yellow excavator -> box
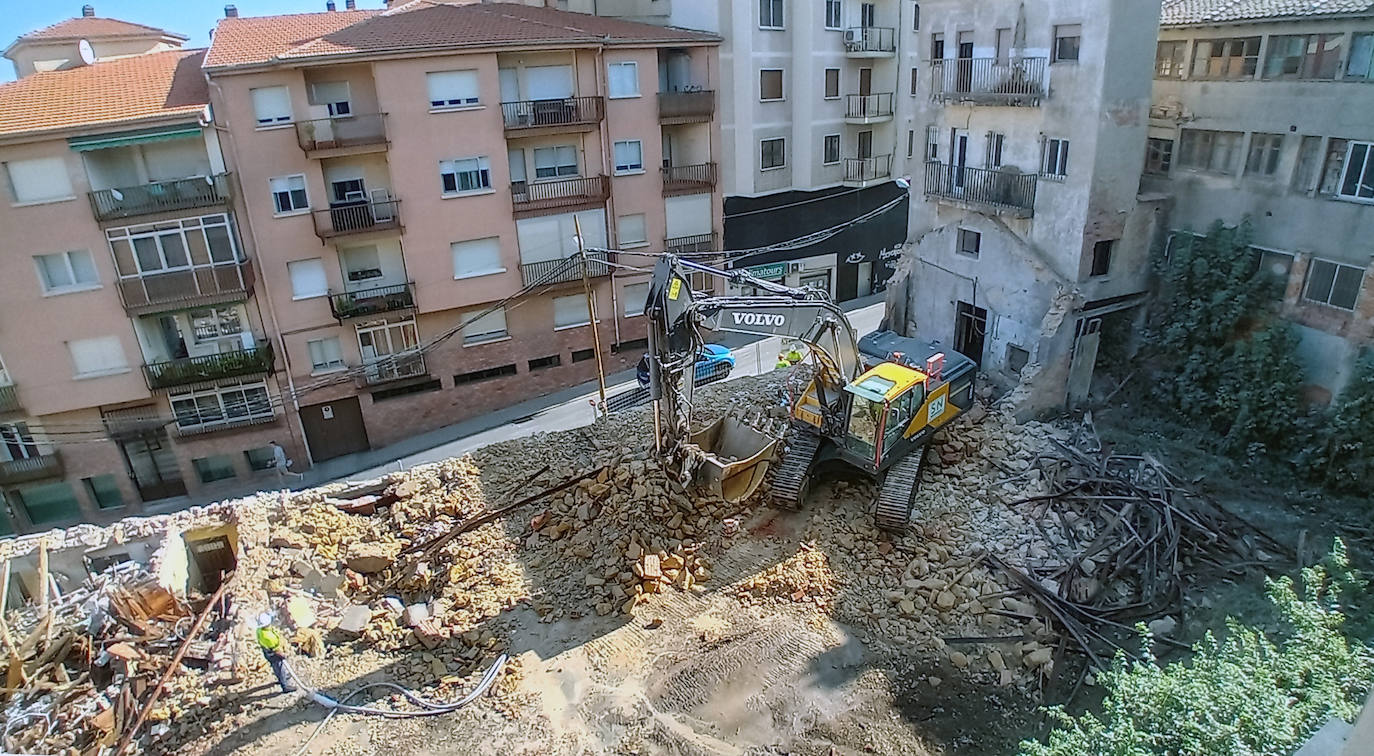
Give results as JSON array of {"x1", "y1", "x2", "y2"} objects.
[{"x1": 642, "y1": 255, "x2": 977, "y2": 532}]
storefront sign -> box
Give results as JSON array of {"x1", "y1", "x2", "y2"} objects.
[{"x1": 744, "y1": 262, "x2": 787, "y2": 280}]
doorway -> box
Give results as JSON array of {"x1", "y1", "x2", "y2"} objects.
[
  {"x1": 187, "y1": 535, "x2": 236, "y2": 593},
  {"x1": 118, "y1": 430, "x2": 187, "y2": 503},
  {"x1": 860, "y1": 2, "x2": 876, "y2": 27},
  {"x1": 957, "y1": 31, "x2": 974, "y2": 92},
  {"x1": 954, "y1": 301, "x2": 987, "y2": 365},
  {"x1": 951, "y1": 129, "x2": 970, "y2": 188},
  {"x1": 1067, "y1": 317, "x2": 1103, "y2": 407},
  {"x1": 859, "y1": 68, "x2": 873, "y2": 96},
  {"x1": 299, "y1": 396, "x2": 370, "y2": 462},
  {"x1": 858, "y1": 130, "x2": 874, "y2": 160}
]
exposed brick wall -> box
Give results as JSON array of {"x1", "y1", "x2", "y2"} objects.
[{"x1": 1279, "y1": 254, "x2": 1374, "y2": 344}]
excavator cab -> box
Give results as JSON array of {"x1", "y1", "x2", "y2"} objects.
[{"x1": 841, "y1": 363, "x2": 929, "y2": 472}]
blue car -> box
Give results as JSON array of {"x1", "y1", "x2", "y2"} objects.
[{"x1": 637, "y1": 344, "x2": 736, "y2": 388}]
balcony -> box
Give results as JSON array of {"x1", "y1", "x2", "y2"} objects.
[
  {"x1": 844, "y1": 27, "x2": 896, "y2": 57},
  {"x1": 843, "y1": 154, "x2": 893, "y2": 187},
  {"x1": 662, "y1": 163, "x2": 718, "y2": 196},
  {"x1": 520, "y1": 251, "x2": 611, "y2": 287},
  {"x1": 844, "y1": 93, "x2": 893, "y2": 124},
  {"x1": 931, "y1": 58, "x2": 1048, "y2": 107},
  {"x1": 924, "y1": 162, "x2": 1037, "y2": 218},
  {"x1": 658, "y1": 90, "x2": 715, "y2": 124},
  {"x1": 359, "y1": 350, "x2": 427, "y2": 387},
  {"x1": 665, "y1": 232, "x2": 717, "y2": 255},
  {"x1": 117, "y1": 259, "x2": 254, "y2": 316},
  {"x1": 295, "y1": 113, "x2": 389, "y2": 157},
  {"x1": 511, "y1": 175, "x2": 610, "y2": 217},
  {"x1": 329, "y1": 282, "x2": 416, "y2": 321},
  {"x1": 0, "y1": 452, "x2": 63, "y2": 486},
  {"x1": 88, "y1": 173, "x2": 232, "y2": 223},
  {"x1": 0, "y1": 384, "x2": 18, "y2": 415},
  {"x1": 312, "y1": 199, "x2": 402, "y2": 239},
  {"x1": 501, "y1": 96, "x2": 604, "y2": 134},
  {"x1": 142, "y1": 343, "x2": 274, "y2": 391}
]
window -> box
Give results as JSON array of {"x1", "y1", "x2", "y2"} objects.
[
  {"x1": 912, "y1": 3, "x2": 919, "y2": 30},
  {"x1": 67, "y1": 335, "x2": 127, "y2": 378},
  {"x1": 910, "y1": 66, "x2": 919, "y2": 95},
  {"x1": 926, "y1": 125, "x2": 939, "y2": 161},
  {"x1": 1006, "y1": 345, "x2": 1029, "y2": 374},
  {"x1": 1319, "y1": 139, "x2": 1350, "y2": 195},
  {"x1": 907, "y1": 130, "x2": 916, "y2": 159},
  {"x1": 244, "y1": 446, "x2": 276, "y2": 472},
  {"x1": 1245, "y1": 133, "x2": 1283, "y2": 178},
  {"x1": 307, "y1": 337, "x2": 344, "y2": 372},
  {"x1": 454, "y1": 363, "x2": 517, "y2": 385},
  {"x1": 572, "y1": 348, "x2": 596, "y2": 363},
  {"x1": 307, "y1": 81, "x2": 351, "y2": 117},
  {"x1": 453, "y1": 237, "x2": 505, "y2": 278},
  {"x1": 83, "y1": 475, "x2": 124, "y2": 510},
  {"x1": 1303, "y1": 259, "x2": 1364, "y2": 310},
  {"x1": 823, "y1": 134, "x2": 841, "y2": 165},
  {"x1": 250, "y1": 86, "x2": 292, "y2": 126},
  {"x1": 1053, "y1": 24, "x2": 1081, "y2": 63},
  {"x1": 956, "y1": 228, "x2": 980, "y2": 258},
  {"x1": 269, "y1": 174, "x2": 308, "y2": 214},
  {"x1": 1292, "y1": 135, "x2": 1323, "y2": 192},
  {"x1": 995, "y1": 28, "x2": 1011, "y2": 65},
  {"x1": 759, "y1": 0, "x2": 783, "y2": 29},
  {"x1": 288, "y1": 259, "x2": 328, "y2": 299},
  {"x1": 860, "y1": 3, "x2": 875, "y2": 28},
  {"x1": 105, "y1": 213, "x2": 239, "y2": 279},
  {"x1": 193, "y1": 455, "x2": 238, "y2": 484},
  {"x1": 761, "y1": 137, "x2": 786, "y2": 170},
  {"x1": 554, "y1": 294, "x2": 591, "y2": 329},
  {"x1": 760, "y1": 69, "x2": 784, "y2": 101},
  {"x1": 1155, "y1": 40, "x2": 1187, "y2": 79},
  {"x1": 1178, "y1": 129, "x2": 1242, "y2": 174},
  {"x1": 533, "y1": 146, "x2": 579, "y2": 178},
  {"x1": 35, "y1": 250, "x2": 98, "y2": 293},
  {"x1": 1145, "y1": 138, "x2": 1174, "y2": 174},
  {"x1": 1265, "y1": 34, "x2": 1342, "y2": 80},
  {"x1": 617, "y1": 214, "x2": 648, "y2": 247},
  {"x1": 1338, "y1": 141, "x2": 1374, "y2": 201},
  {"x1": 986, "y1": 132, "x2": 1005, "y2": 169},
  {"x1": 14, "y1": 482, "x2": 80, "y2": 526},
  {"x1": 623, "y1": 281, "x2": 650, "y2": 317},
  {"x1": 1090, "y1": 240, "x2": 1114, "y2": 277},
  {"x1": 1347, "y1": 33, "x2": 1374, "y2": 79},
  {"x1": 607, "y1": 61, "x2": 640, "y2": 98},
  {"x1": 440, "y1": 157, "x2": 492, "y2": 195},
  {"x1": 189, "y1": 306, "x2": 244, "y2": 345},
  {"x1": 529, "y1": 354, "x2": 561, "y2": 370},
  {"x1": 426, "y1": 70, "x2": 479, "y2": 108},
  {"x1": 825, "y1": 0, "x2": 842, "y2": 30},
  {"x1": 1191, "y1": 37, "x2": 1260, "y2": 79},
  {"x1": 5, "y1": 157, "x2": 73, "y2": 204},
  {"x1": 330, "y1": 177, "x2": 364, "y2": 204},
  {"x1": 463, "y1": 307, "x2": 508, "y2": 344},
  {"x1": 824, "y1": 68, "x2": 840, "y2": 99},
  {"x1": 170, "y1": 380, "x2": 273, "y2": 430},
  {"x1": 613, "y1": 140, "x2": 644, "y2": 174},
  {"x1": 931, "y1": 32, "x2": 944, "y2": 60},
  {"x1": 1041, "y1": 137, "x2": 1070, "y2": 177}
]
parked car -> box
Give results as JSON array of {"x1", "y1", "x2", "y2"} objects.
[{"x1": 637, "y1": 344, "x2": 735, "y2": 388}]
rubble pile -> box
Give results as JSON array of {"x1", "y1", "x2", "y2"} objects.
[{"x1": 733, "y1": 542, "x2": 837, "y2": 609}]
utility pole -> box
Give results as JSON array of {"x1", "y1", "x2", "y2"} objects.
[{"x1": 573, "y1": 215, "x2": 608, "y2": 416}]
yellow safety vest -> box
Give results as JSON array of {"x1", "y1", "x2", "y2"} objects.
[{"x1": 256, "y1": 626, "x2": 282, "y2": 651}]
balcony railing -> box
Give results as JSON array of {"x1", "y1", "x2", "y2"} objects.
[
  {"x1": 142, "y1": 343, "x2": 275, "y2": 391},
  {"x1": 0, "y1": 452, "x2": 63, "y2": 486},
  {"x1": 519, "y1": 251, "x2": 611, "y2": 287},
  {"x1": 117, "y1": 259, "x2": 254, "y2": 316},
  {"x1": 501, "y1": 96, "x2": 604, "y2": 131},
  {"x1": 924, "y1": 162, "x2": 1037, "y2": 217},
  {"x1": 843, "y1": 154, "x2": 893, "y2": 184},
  {"x1": 312, "y1": 199, "x2": 402, "y2": 239},
  {"x1": 360, "y1": 350, "x2": 427, "y2": 387},
  {"x1": 931, "y1": 57, "x2": 1049, "y2": 106},
  {"x1": 329, "y1": 282, "x2": 416, "y2": 320},
  {"x1": 658, "y1": 90, "x2": 715, "y2": 122},
  {"x1": 88, "y1": 173, "x2": 232, "y2": 223},
  {"x1": 0, "y1": 384, "x2": 18, "y2": 414},
  {"x1": 665, "y1": 232, "x2": 717, "y2": 255},
  {"x1": 844, "y1": 27, "x2": 896, "y2": 55},
  {"x1": 662, "y1": 163, "x2": 718, "y2": 196},
  {"x1": 511, "y1": 175, "x2": 610, "y2": 215},
  {"x1": 844, "y1": 93, "x2": 894, "y2": 120},
  {"x1": 295, "y1": 113, "x2": 388, "y2": 154}
]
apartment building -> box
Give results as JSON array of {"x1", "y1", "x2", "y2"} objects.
[
  {"x1": 1145, "y1": 0, "x2": 1374, "y2": 401},
  {"x1": 0, "y1": 16, "x2": 296, "y2": 536},
  {"x1": 892, "y1": 0, "x2": 1165, "y2": 413},
  {"x1": 201, "y1": 2, "x2": 721, "y2": 460}
]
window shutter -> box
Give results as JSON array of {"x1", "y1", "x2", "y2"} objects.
[
  {"x1": 452, "y1": 237, "x2": 504, "y2": 277},
  {"x1": 554, "y1": 294, "x2": 589, "y2": 328},
  {"x1": 68, "y1": 336, "x2": 127, "y2": 376},
  {"x1": 464, "y1": 307, "x2": 508, "y2": 341},
  {"x1": 288, "y1": 259, "x2": 328, "y2": 298},
  {"x1": 6, "y1": 157, "x2": 73, "y2": 203},
  {"x1": 623, "y1": 282, "x2": 650, "y2": 316},
  {"x1": 608, "y1": 62, "x2": 638, "y2": 97},
  {"x1": 250, "y1": 86, "x2": 292, "y2": 124},
  {"x1": 664, "y1": 194, "x2": 712, "y2": 239},
  {"x1": 617, "y1": 214, "x2": 647, "y2": 245},
  {"x1": 426, "y1": 70, "x2": 479, "y2": 106}
]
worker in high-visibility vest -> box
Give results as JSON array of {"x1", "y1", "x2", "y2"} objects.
[
  {"x1": 785, "y1": 342, "x2": 804, "y2": 365},
  {"x1": 254, "y1": 612, "x2": 295, "y2": 694},
  {"x1": 775, "y1": 352, "x2": 791, "y2": 370}
]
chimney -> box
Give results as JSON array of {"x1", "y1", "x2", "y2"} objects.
[
  {"x1": 224, "y1": 4, "x2": 238, "y2": 17},
  {"x1": 345, "y1": 0, "x2": 356, "y2": 8},
  {"x1": 82, "y1": 4, "x2": 95, "y2": 16},
  {"x1": 326, "y1": 0, "x2": 336, "y2": 9}
]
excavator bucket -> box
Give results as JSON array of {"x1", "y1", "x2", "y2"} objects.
[{"x1": 687, "y1": 416, "x2": 780, "y2": 503}]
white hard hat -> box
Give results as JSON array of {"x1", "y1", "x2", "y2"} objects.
[{"x1": 255, "y1": 612, "x2": 273, "y2": 628}]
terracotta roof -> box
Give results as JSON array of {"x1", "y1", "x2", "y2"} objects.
[
  {"x1": 18, "y1": 15, "x2": 186, "y2": 42},
  {"x1": 0, "y1": 48, "x2": 207, "y2": 138},
  {"x1": 1161, "y1": 0, "x2": 1374, "y2": 25},
  {"x1": 205, "y1": 2, "x2": 718, "y2": 70}
]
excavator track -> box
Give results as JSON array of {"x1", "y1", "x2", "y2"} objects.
[
  {"x1": 875, "y1": 443, "x2": 929, "y2": 533},
  {"x1": 770, "y1": 427, "x2": 822, "y2": 510}
]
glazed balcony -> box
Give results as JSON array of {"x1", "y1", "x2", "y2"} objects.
[
  {"x1": 930, "y1": 57, "x2": 1048, "y2": 107},
  {"x1": 295, "y1": 113, "x2": 389, "y2": 157},
  {"x1": 844, "y1": 93, "x2": 894, "y2": 124},
  {"x1": 501, "y1": 96, "x2": 604, "y2": 134},
  {"x1": 117, "y1": 259, "x2": 254, "y2": 316},
  {"x1": 0, "y1": 451, "x2": 63, "y2": 486},
  {"x1": 658, "y1": 90, "x2": 715, "y2": 124},
  {"x1": 143, "y1": 342, "x2": 275, "y2": 391},
  {"x1": 843, "y1": 154, "x2": 892, "y2": 187},
  {"x1": 88, "y1": 173, "x2": 232, "y2": 223},
  {"x1": 665, "y1": 232, "x2": 717, "y2": 255},
  {"x1": 511, "y1": 175, "x2": 610, "y2": 217},
  {"x1": 329, "y1": 282, "x2": 416, "y2": 321},
  {"x1": 924, "y1": 162, "x2": 1037, "y2": 218},
  {"x1": 519, "y1": 251, "x2": 610, "y2": 287},
  {"x1": 844, "y1": 27, "x2": 896, "y2": 57},
  {"x1": 312, "y1": 199, "x2": 402, "y2": 239},
  {"x1": 662, "y1": 163, "x2": 718, "y2": 197},
  {"x1": 359, "y1": 350, "x2": 427, "y2": 387}
]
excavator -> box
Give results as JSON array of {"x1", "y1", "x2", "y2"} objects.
[{"x1": 642, "y1": 254, "x2": 977, "y2": 532}]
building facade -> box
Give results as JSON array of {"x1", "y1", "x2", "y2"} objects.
[{"x1": 1146, "y1": 0, "x2": 1374, "y2": 401}]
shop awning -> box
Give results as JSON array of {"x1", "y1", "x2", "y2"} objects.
[{"x1": 67, "y1": 123, "x2": 202, "y2": 152}]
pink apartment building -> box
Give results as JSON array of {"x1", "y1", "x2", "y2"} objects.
[{"x1": 0, "y1": 2, "x2": 722, "y2": 536}]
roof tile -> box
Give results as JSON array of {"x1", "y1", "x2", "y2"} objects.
[
  {"x1": 1161, "y1": 0, "x2": 1374, "y2": 25},
  {"x1": 19, "y1": 15, "x2": 185, "y2": 41}
]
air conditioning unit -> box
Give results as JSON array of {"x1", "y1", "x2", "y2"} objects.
[
  {"x1": 844, "y1": 28, "x2": 860, "y2": 49},
  {"x1": 788, "y1": 262, "x2": 805, "y2": 273}
]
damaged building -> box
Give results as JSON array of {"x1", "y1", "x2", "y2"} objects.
[{"x1": 887, "y1": 0, "x2": 1166, "y2": 414}]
